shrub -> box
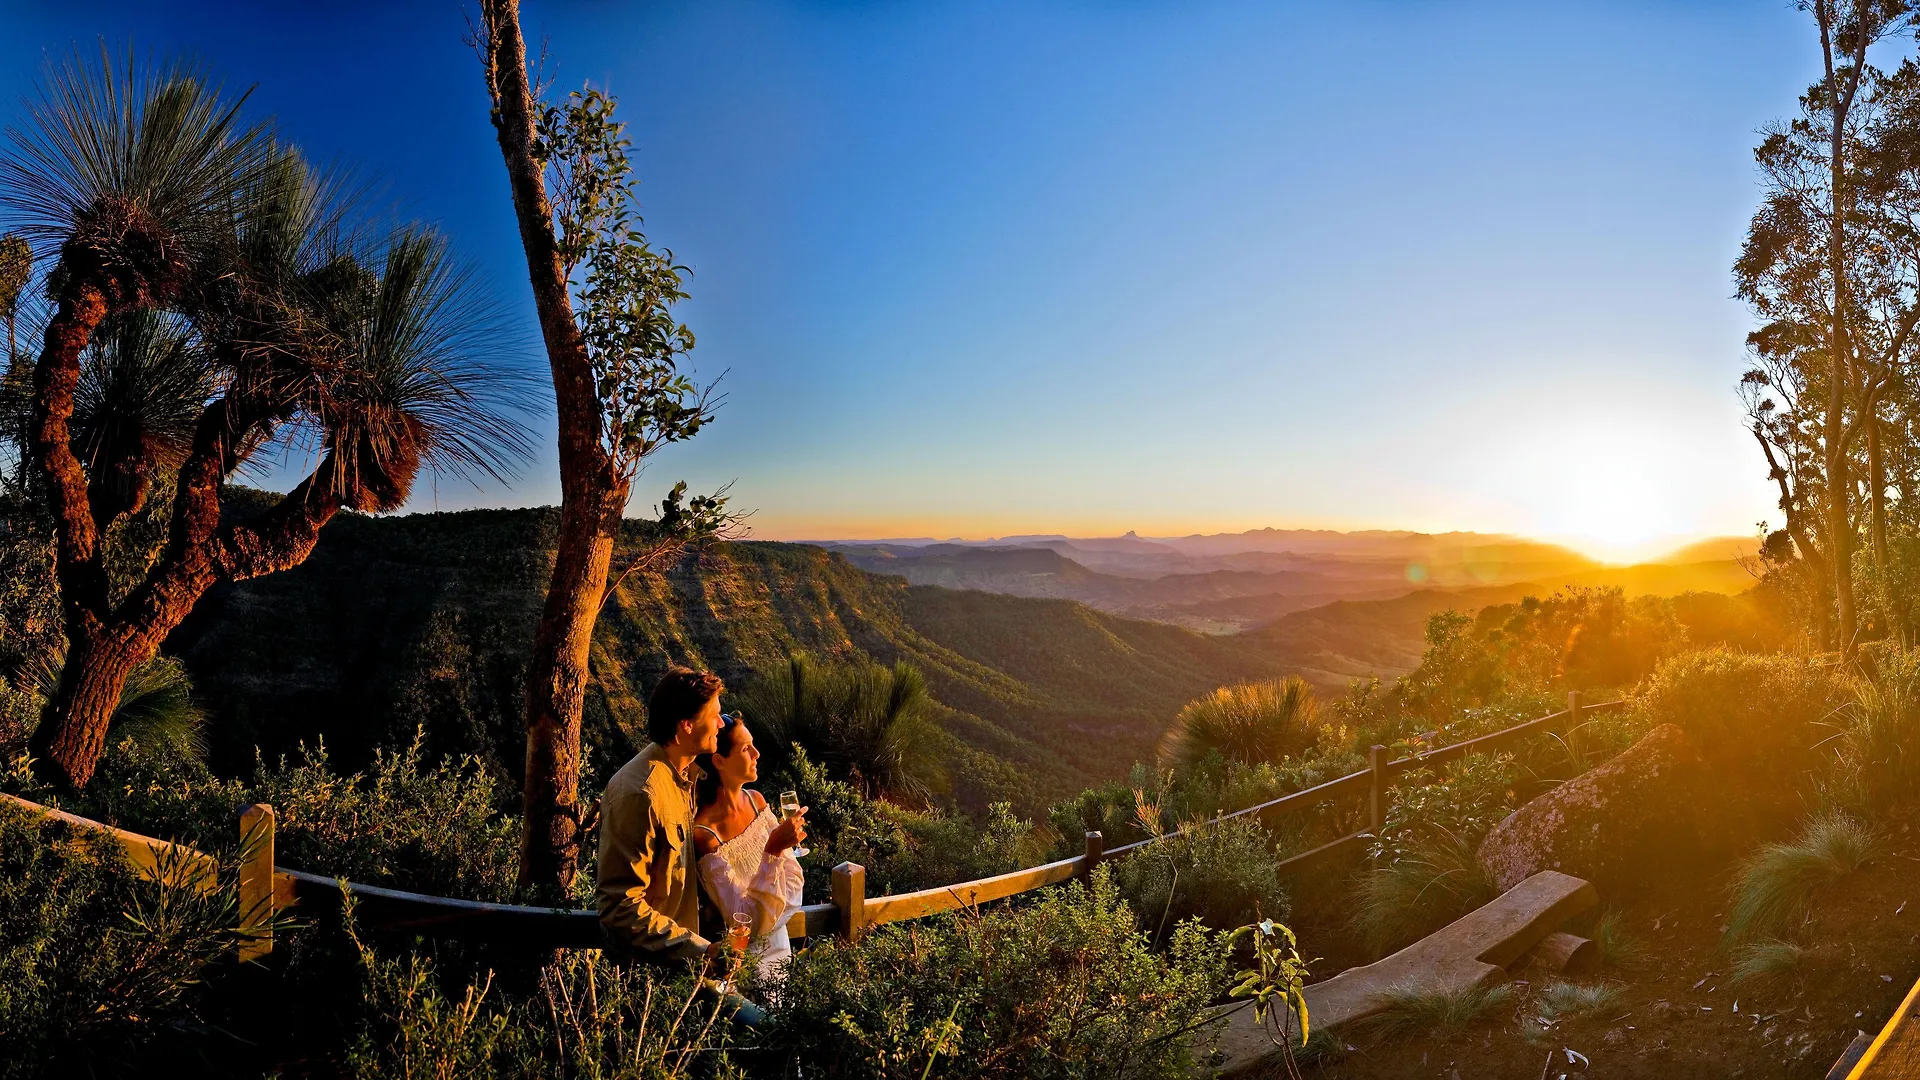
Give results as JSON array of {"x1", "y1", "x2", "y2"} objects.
[
  {"x1": 0, "y1": 801, "x2": 249, "y2": 1079},
  {"x1": 1111, "y1": 816, "x2": 1289, "y2": 944},
  {"x1": 1837, "y1": 649, "x2": 1920, "y2": 812},
  {"x1": 72, "y1": 727, "x2": 521, "y2": 903},
  {"x1": 1531, "y1": 981, "x2": 1622, "y2": 1024},
  {"x1": 1355, "y1": 754, "x2": 1514, "y2": 954},
  {"x1": 781, "y1": 748, "x2": 1040, "y2": 898},
  {"x1": 339, "y1": 902, "x2": 743, "y2": 1079},
  {"x1": 742, "y1": 653, "x2": 947, "y2": 802},
  {"x1": 1724, "y1": 810, "x2": 1880, "y2": 945},
  {"x1": 1159, "y1": 677, "x2": 1341, "y2": 770},
  {"x1": 763, "y1": 868, "x2": 1229, "y2": 1079},
  {"x1": 1634, "y1": 647, "x2": 1840, "y2": 786}
]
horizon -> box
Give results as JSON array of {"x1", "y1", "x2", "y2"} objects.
[{"x1": 2, "y1": 1, "x2": 1851, "y2": 564}]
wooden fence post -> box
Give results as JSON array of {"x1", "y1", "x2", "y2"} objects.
[
  {"x1": 1080, "y1": 831, "x2": 1104, "y2": 883},
  {"x1": 832, "y1": 862, "x2": 866, "y2": 942},
  {"x1": 238, "y1": 803, "x2": 275, "y2": 962},
  {"x1": 1368, "y1": 745, "x2": 1388, "y2": 834},
  {"x1": 1566, "y1": 690, "x2": 1584, "y2": 767}
]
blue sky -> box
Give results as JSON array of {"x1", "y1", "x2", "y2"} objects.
[{"x1": 1, "y1": 1, "x2": 1845, "y2": 558}]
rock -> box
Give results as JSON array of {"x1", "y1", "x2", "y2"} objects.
[{"x1": 1478, "y1": 724, "x2": 1710, "y2": 894}]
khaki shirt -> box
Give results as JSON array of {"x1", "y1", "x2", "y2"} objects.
[{"x1": 596, "y1": 743, "x2": 711, "y2": 964}]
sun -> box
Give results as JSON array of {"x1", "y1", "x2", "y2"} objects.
[{"x1": 1487, "y1": 431, "x2": 1706, "y2": 565}]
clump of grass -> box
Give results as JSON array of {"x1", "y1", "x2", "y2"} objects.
[
  {"x1": 1724, "y1": 810, "x2": 1881, "y2": 945},
  {"x1": 1160, "y1": 677, "x2": 1344, "y2": 770},
  {"x1": 1730, "y1": 939, "x2": 1808, "y2": 985},
  {"x1": 1588, "y1": 907, "x2": 1643, "y2": 970},
  {"x1": 1354, "y1": 826, "x2": 1499, "y2": 954},
  {"x1": 1532, "y1": 981, "x2": 1623, "y2": 1024},
  {"x1": 1358, "y1": 982, "x2": 1515, "y2": 1041}
]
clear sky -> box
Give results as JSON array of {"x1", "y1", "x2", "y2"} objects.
[{"x1": 0, "y1": 1, "x2": 1853, "y2": 561}]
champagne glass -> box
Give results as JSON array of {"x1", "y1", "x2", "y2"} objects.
[
  {"x1": 729, "y1": 910, "x2": 752, "y2": 956},
  {"x1": 779, "y1": 789, "x2": 809, "y2": 857}
]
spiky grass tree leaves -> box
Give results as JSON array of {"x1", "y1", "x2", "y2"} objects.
[{"x1": 2, "y1": 49, "x2": 534, "y2": 789}]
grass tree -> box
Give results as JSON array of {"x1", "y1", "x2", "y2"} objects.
[
  {"x1": 1, "y1": 50, "x2": 533, "y2": 789},
  {"x1": 742, "y1": 654, "x2": 948, "y2": 803},
  {"x1": 475, "y1": 2, "x2": 731, "y2": 894}
]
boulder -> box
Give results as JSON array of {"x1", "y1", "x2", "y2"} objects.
[{"x1": 1478, "y1": 723, "x2": 1709, "y2": 894}]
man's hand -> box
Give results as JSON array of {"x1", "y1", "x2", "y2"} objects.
[{"x1": 766, "y1": 807, "x2": 808, "y2": 855}]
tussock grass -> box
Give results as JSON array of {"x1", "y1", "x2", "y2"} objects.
[
  {"x1": 1589, "y1": 907, "x2": 1643, "y2": 970},
  {"x1": 1354, "y1": 826, "x2": 1498, "y2": 954},
  {"x1": 1358, "y1": 982, "x2": 1515, "y2": 1041},
  {"x1": 1725, "y1": 810, "x2": 1881, "y2": 945},
  {"x1": 1730, "y1": 939, "x2": 1808, "y2": 985},
  {"x1": 1532, "y1": 981, "x2": 1623, "y2": 1024},
  {"x1": 1159, "y1": 677, "x2": 1344, "y2": 770}
]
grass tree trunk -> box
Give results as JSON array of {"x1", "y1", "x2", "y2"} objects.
[
  {"x1": 480, "y1": 0, "x2": 630, "y2": 895},
  {"x1": 33, "y1": 624, "x2": 144, "y2": 785}
]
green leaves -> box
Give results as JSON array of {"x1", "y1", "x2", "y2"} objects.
[{"x1": 1226, "y1": 918, "x2": 1313, "y2": 1049}]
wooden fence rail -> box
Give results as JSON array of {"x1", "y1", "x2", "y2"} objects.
[{"x1": 0, "y1": 693, "x2": 1622, "y2": 953}]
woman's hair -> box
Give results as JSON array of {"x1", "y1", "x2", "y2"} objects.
[{"x1": 694, "y1": 713, "x2": 746, "y2": 811}]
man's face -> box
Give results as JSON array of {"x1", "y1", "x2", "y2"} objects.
[{"x1": 681, "y1": 694, "x2": 722, "y2": 755}]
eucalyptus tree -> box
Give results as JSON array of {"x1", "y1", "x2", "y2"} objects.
[
  {"x1": 1739, "y1": 2, "x2": 1920, "y2": 653},
  {"x1": 476, "y1": 2, "x2": 732, "y2": 893},
  {"x1": 1, "y1": 51, "x2": 533, "y2": 789}
]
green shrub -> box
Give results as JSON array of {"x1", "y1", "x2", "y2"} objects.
[
  {"x1": 1634, "y1": 647, "x2": 1840, "y2": 785},
  {"x1": 1724, "y1": 810, "x2": 1880, "y2": 945},
  {"x1": 763, "y1": 868, "x2": 1229, "y2": 1079},
  {"x1": 0, "y1": 801, "x2": 249, "y2": 1079},
  {"x1": 1531, "y1": 981, "x2": 1622, "y2": 1024},
  {"x1": 340, "y1": 903, "x2": 742, "y2": 1079},
  {"x1": 1355, "y1": 754, "x2": 1516, "y2": 954},
  {"x1": 1159, "y1": 677, "x2": 1343, "y2": 770},
  {"x1": 1730, "y1": 939, "x2": 1808, "y2": 985},
  {"x1": 74, "y1": 727, "x2": 520, "y2": 903},
  {"x1": 1111, "y1": 816, "x2": 1289, "y2": 944},
  {"x1": 1838, "y1": 649, "x2": 1920, "y2": 812},
  {"x1": 781, "y1": 748, "x2": 1041, "y2": 899}
]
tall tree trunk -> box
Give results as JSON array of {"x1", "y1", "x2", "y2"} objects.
[
  {"x1": 1869, "y1": 413, "x2": 1902, "y2": 644},
  {"x1": 1822, "y1": 2, "x2": 1861, "y2": 657},
  {"x1": 479, "y1": 0, "x2": 630, "y2": 896}
]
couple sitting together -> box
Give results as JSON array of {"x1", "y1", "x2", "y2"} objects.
[{"x1": 595, "y1": 666, "x2": 809, "y2": 1011}]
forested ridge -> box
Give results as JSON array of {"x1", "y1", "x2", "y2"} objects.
[{"x1": 167, "y1": 504, "x2": 1293, "y2": 811}]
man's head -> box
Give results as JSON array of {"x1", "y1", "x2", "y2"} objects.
[{"x1": 646, "y1": 666, "x2": 725, "y2": 754}]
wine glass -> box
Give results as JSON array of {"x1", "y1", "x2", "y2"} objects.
[
  {"x1": 729, "y1": 910, "x2": 752, "y2": 955},
  {"x1": 779, "y1": 789, "x2": 809, "y2": 858}
]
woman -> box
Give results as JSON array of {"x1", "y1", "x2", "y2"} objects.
[{"x1": 693, "y1": 712, "x2": 807, "y2": 984}]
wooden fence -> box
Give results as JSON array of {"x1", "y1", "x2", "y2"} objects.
[{"x1": 1, "y1": 692, "x2": 1621, "y2": 954}]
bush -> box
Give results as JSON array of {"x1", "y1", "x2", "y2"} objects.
[
  {"x1": 763, "y1": 868, "x2": 1228, "y2": 1079},
  {"x1": 1634, "y1": 647, "x2": 1840, "y2": 787},
  {"x1": 1159, "y1": 677, "x2": 1343, "y2": 770},
  {"x1": 1355, "y1": 982, "x2": 1514, "y2": 1041},
  {"x1": 0, "y1": 801, "x2": 249, "y2": 1079},
  {"x1": 340, "y1": 903, "x2": 742, "y2": 1079},
  {"x1": 69, "y1": 727, "x2": 521, "y2": 903},
  {"x1": 782, "y1": 748, "x2": 1041, "y2": 899},
  {"x1": 1837, "y1": 648, "x2": 1920, "y2": 812},
  {"x1": 1356, "y1": 754, "x2": 1516, "y2": 953},
  {"x1": 1110, "y1": 816, "x2": 1289, "y2": 944}
]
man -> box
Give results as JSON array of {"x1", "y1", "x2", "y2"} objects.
[{"x1": 597, "y1": 665, "x2": 730, "y2": 968}]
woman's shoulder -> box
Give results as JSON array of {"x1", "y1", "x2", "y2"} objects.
[{"x1": 743, "y1": 788, "x2": 768, "y2": 813}]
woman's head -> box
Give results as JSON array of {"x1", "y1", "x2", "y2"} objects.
[{"x1": 694, "y1": 714, "x2": 761, "y2": 809}]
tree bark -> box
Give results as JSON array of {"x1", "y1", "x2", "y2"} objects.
[
  {"x1": 479, "y1": 0, "x2": 632, "y2": 896},
  {"x1": 1868, "y1": 411, "x2": 1902, "y2": 644},
  {"x1": 1821, "y1": 1, "x2": 1864, "y2": 657},
  {"x1": 31, "y1": 623, "x2": 144, "y2": 788}
]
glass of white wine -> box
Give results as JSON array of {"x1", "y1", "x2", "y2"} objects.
[{"x1": 779, "y1": 789, "x2": 809, "y2": 858}]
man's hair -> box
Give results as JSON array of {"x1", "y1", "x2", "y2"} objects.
[{"x1": 646, "y1": 666, "x2": 725, "y2": 746}]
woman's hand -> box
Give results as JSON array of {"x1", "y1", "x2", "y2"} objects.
[{"x1": 766, "y1": 807, "x2": 808, "y2": 855}]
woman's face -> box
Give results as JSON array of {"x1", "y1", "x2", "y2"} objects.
[{"x1": 715, "y1": 719, "x2": 760, "y2": 787}]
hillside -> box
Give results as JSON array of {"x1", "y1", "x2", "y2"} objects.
[{"x1": 166, "y1": 509, "x2": 1288, "y2": 813}]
